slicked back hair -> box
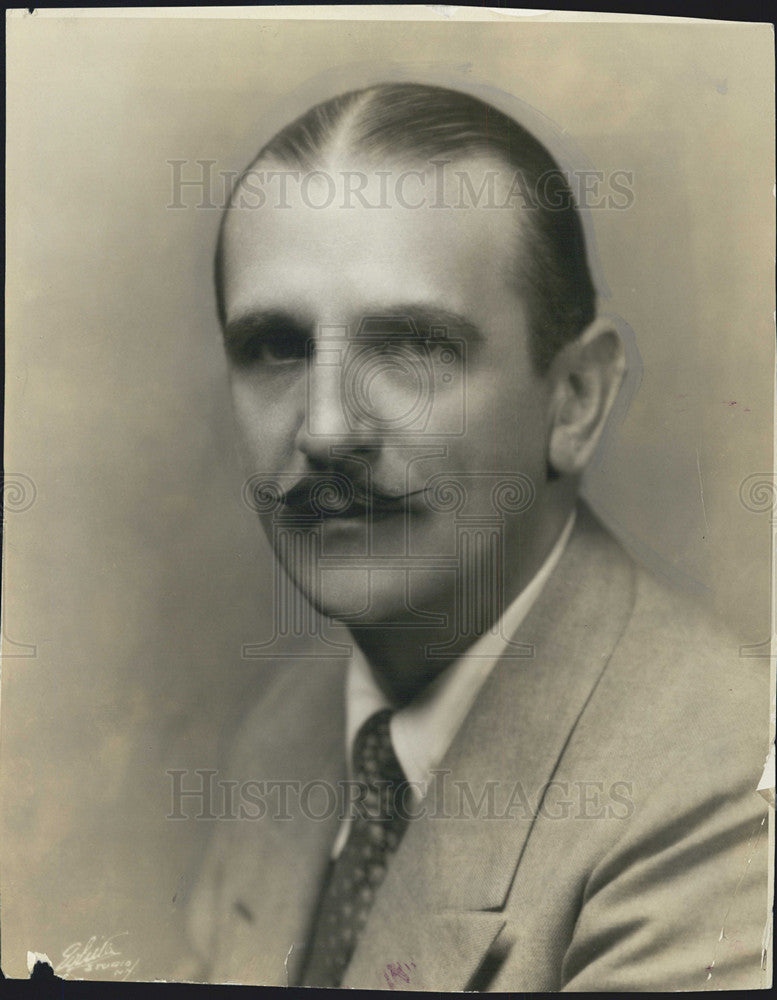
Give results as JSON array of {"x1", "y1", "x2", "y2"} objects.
[{"x1": 215, "y1": 82, "x2": 596, "y2": 374}]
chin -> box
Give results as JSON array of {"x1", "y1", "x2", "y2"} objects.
[{"x1": 293, "y1": 566, "x2": 437, "y2": 627}]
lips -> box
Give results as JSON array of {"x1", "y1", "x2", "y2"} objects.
[{"x1": 277, "y1": 479, "x2": 424, "y2": 520}]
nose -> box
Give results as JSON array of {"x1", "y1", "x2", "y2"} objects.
[{"x1": 294, "y1": 334, "x2": 382, "y2": 465}]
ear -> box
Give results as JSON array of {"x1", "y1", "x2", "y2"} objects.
[{"x1": 547, "y1": 318, "x2": 626, "y2": 477}]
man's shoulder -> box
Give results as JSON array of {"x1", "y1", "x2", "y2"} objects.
[
  {"x1": 619, "y1": 542, "x2": 765, "y2": 706},
  {"x1": 578, "y1": 502, "x2": 761, "y2": 681},
  {"x1": 576, "y1": 508, "x2": 769, "y2": 779}
]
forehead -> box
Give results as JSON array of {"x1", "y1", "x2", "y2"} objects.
[{"x1": 220, "y1": 155, "x2": 527, "y2": 326}]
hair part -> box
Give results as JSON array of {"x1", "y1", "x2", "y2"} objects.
[{"x1": 215, "y1": 82, "x2": 596, "y2": 375}]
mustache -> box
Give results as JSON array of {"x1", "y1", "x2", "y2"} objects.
[{"x1": 275, "y1": 474, "x2": 425, "y2": 516}]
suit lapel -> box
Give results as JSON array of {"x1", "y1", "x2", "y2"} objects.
[{"x1": 344, "y1": 506, "x2": 637, "y2": 990}]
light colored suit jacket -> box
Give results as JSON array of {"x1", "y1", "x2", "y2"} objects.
[{"x1": 186, "y1": 505, "x2": 771, "y2": 991}]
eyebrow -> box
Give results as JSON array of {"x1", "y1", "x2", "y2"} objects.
[
  {"x1": 224, "y1": 305, "x2": 484, "y2": 343},
  {"x1": 223, "y1": 309, "x2": 309, "y2": 348},
  {"x1": 366, "y1": 305, "x2": 484, "y2": 341}
]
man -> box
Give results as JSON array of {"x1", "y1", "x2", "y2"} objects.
[{"x1": 186, "y1": 83, "x2": 770, "y2": 991}]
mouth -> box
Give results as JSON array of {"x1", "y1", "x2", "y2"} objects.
[{"x1": 278, "y1": 482, "x2": 426, "y2": 521}]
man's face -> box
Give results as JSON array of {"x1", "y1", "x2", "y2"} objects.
[{"x1": 220, "y1": 156, "x2": 554, "y2": 627}]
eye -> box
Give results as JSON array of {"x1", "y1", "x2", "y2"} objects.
[
  {"x1": 226, "y1": 328, "x2": 310, "y2": 367},
  {"x1": 376, "y1": 337, "x2": 416, "y2": 355},
  {"x1": 258, "y1": 335, "x2": 308, "y2": 364}
]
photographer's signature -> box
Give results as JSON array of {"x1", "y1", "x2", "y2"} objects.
[{"x1": 55, "y1": 932, "x2": 139, "y2": 980}]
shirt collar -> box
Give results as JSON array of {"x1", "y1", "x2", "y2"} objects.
[{"x1": 344, "y1": 510, "x2": 576, "y2": 790}]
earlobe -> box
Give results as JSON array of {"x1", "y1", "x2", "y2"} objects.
[{"x1": 547, "y1": 319, "x2": 626, "y2": 477}]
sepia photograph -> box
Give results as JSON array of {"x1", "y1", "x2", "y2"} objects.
[{"x1": 2, "y1": 6, "x2": 774, "y2": 993}]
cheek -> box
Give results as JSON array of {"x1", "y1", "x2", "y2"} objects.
[
  {"x1": 455, "y1": 366, "x2": 550, "y2": 474},
  {"x1": 229, "y1": 373, "x2": 296, "y2": 465}
]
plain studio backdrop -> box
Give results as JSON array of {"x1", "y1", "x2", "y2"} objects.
[{"x1": 2, "y1": 11, "x2": 774, "y2": 981}]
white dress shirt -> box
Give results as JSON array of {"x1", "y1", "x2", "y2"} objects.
[{"x1": 332, "y1": 511, "x2": 576, "y2": 857}]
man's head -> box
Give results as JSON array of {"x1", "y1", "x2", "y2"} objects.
[
  {"x1": 217, "y1": 82, "x2": 624, "y2": 636},
  {"x1": 216, "y1": 83, "x2": 596, "y2": 375}
]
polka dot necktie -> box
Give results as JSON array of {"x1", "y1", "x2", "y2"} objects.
[{"x1": 301, "y1": 708, "x2": 410, "y2": 988}]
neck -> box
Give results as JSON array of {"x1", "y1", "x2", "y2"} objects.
[{"x1": 349, "y1": 498, "x2": 577, "y2": 705}]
